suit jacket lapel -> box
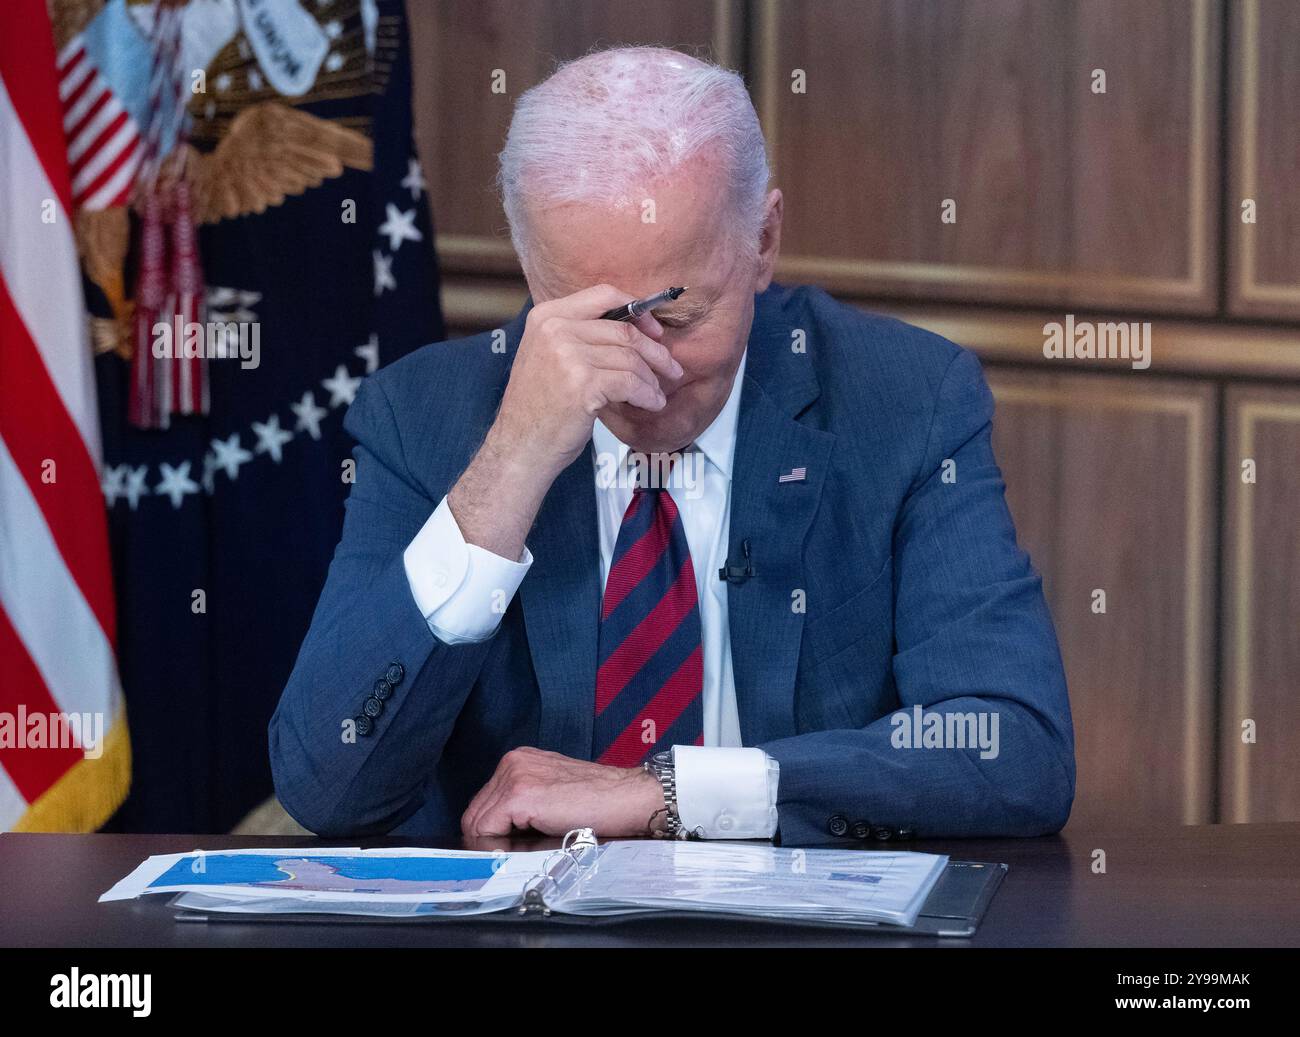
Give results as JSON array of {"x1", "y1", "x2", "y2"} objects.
[
  {"x1": 520, "y1": 448, "x2": 601, "y2": 759},
  {"x1": 727, "y1": 289, "x2": 835, "y2": 745}
]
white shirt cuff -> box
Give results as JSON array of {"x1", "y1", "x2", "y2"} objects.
[
  {"x1": 403, "y1": 495, "x2": 532, "y2": 644},
  {"x1": 671, "y1": 745, "x2": 779, "y2": 839}
]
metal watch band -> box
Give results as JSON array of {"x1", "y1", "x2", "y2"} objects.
[{"x1": 644, "y1": 750, "x2": 692, "y2": 839}]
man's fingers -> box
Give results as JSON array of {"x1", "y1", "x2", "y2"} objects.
[
  {"x1": 465, "y1": 777, "x2": 525, "y2": 837},
  {"x1": 536, "y1": 319, "x2": 668, "y2": 412},
  {"x1": 461, "y1": 768, "x2": 505, "y2": 836},
  {"x1": 463, "y1": 788, "x2": 508, "y2": 838},
  {"x1": 629, "y1": 309, "x2": 665, "y2": 341},
  {"x1": 535, "y1": 286, "x2": 679, "y2": 375},
  {"x1": 472, "y1": 796, "x2": 520, "y2": 837},
  {"x1": 599, "y1": 323, "x2": 682, "y2": 381},
  {"x1": 589, "y1": 344, "x2": 660, "y2": 393},
  {"x1": 592, "y1": 367, "x2": 665, "y2": 412},
  {"x1": 565, "y1": 317, "x2": 682, "y2": 381},
  {"x1": 537, "y1": 282, "x2": 637, "y2": 322}
]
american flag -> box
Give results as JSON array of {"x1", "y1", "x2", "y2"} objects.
[
  {"x1": 0, "y1": 0, "x2": 129, "y2": 831},
  {"x1": 778, "y1": 466, "x2": 808, "y2": 483},
  {"x1": 56, "y1": 10, "x2": 146, "y2": 211}
]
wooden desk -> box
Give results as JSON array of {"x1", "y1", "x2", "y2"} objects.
[{"x1": 2, "y1": 823, "x2": 1297, "y2": 947}]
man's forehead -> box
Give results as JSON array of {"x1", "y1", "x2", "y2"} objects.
[{"x1": 525, "y1": 155, "x2": 734, "y2": 290}]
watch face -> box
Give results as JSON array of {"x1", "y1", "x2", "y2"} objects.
[{"x1": 651, "y1": 750, "x2": 673, "y2": 767}]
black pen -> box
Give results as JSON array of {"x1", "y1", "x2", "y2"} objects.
[{"x1": 598, "y1": 286, "x2": 687, "y2": 322}]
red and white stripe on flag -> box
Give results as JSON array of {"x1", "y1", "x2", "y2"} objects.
[
  {"x1": 57, "y1": 33, "x2": 142, "y2": 211},
  {"x1": 0, "y1": 0, "x2": 130, "y2": 831}
]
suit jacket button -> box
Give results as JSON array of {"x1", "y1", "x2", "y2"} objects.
[
  {"x1": 362, "y1": 697, "x2": 384, "y2": 719},
  {"x1": 851, "y1": 821, "x2": 872, "y2": 840},
  {"x1": 897, "y1": 826, "x2": 916, "y2": 841},
  {"x1": 372, "y1": 678, "x2": 393, "y2": 701},
  {"x1": 385, "y1": 663, "x2": 404, "y2": 686},
  {"x1": 354, "y1": 715, "x2": 374, "y2": 737},
  {"x1": 828, "y1": 814, "x2": 849, "y2": 837},
  {"x1": 871, "y1": 826, "x2": 894, "y2": 842}
]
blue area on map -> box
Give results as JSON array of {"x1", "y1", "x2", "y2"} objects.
[{"x1": 149, "y1": 854, "x2": 499, "y2": 888}]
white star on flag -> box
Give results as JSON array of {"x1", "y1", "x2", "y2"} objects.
[
  {"x1": 124, "y1": 465, "x2": 150, "y2": 510},
  {"x1": 252, "y1": 414, "x2": 295, "y2": 463},
  {"x1": 378, "y1": 203, "x2": 423, "y2": 252},
  {"x1": 322, "y1": 365, "x2": 362, "y2": 408},
  {"x1": 291, "y1": 391, "x2": 329, "y2": 440},
  {"x1": 155, "y1": 462, "x2": 200, "y2": 509},
  {"x1": 211, "y1": 433, "x2": 254, "y2": 481},
  {"x1": 355, "y1": 333, "x2": 380, "y2": 373},
  {"x1": 401, "y1": 157, "x2": 427, "y2": 200},
  {"x1": 101, "y1": 465, "x2": 126, "y2": 508},
  {"x1": 373, "y1": 250, "x2": 396, "y2": 296}
]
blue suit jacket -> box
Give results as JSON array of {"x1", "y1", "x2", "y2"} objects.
[{"x1": 270, "y1": 283, "x2": 1075, "y2": 844}]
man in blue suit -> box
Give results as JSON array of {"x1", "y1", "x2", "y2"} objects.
[{"x1": 270, "y1": 46, "x2": 1074, "y2": 845}]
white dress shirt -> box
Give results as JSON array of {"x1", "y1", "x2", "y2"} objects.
[{"x1": 402, "y1": 351, "x2": 778, "y2": 839}]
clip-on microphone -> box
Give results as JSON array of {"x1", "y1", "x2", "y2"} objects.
[{"x1": 718, "y1": 538, "x2": 754, "y2": 584}]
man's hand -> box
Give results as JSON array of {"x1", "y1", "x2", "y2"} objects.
[
  {"x1": 448, "y1": 284, "x2": 682, "y2": 561},
  {"x1": 461, "y1": 747, "x2": 668, "y2": 838},
  {"x1": 495, "y1": 283, "x2": 681, "y2": 477}
]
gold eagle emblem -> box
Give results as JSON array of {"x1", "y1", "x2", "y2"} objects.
[{"x1": 184, "y1": 102, "x2": 373, "y2": 224}]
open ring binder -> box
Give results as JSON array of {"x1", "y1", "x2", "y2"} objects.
[
  {"x1": 141, "y1": 831, "x2": 1002, "y2": 935},
  {"x1": 519, "y1": 828, "x2": 602, "y2": 916}
]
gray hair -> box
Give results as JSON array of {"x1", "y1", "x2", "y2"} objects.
[{"x1": 497, "y1": 46, "x2": 770, "y2": 266}]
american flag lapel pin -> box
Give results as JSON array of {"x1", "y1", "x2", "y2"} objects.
[{"x1": 778, "y1": 466, "x2": 807, "y2": 484}]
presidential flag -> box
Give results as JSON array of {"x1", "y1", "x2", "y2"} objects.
[
  {"x1": 66, "y1": 0, "x2": 444, "y2": 832},
  {"x1": 0, "y1": 0, "x2": 130, "y2": 832}
]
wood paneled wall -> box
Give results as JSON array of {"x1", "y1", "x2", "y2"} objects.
[
  {"x1": 757, "y1": 0, "x2": 1219, "y2": 313},
  {"x1": 404, "y1": 1, "x2": 1300, "y2": 829}
]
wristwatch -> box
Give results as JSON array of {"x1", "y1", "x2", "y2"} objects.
[{"x1": 643, "y1": 749, "x2": 694, "y2": 839}]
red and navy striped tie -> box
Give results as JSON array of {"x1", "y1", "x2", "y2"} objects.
[{"x1": 593, "y1": 479, "x2": 703, "y2": 767}]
